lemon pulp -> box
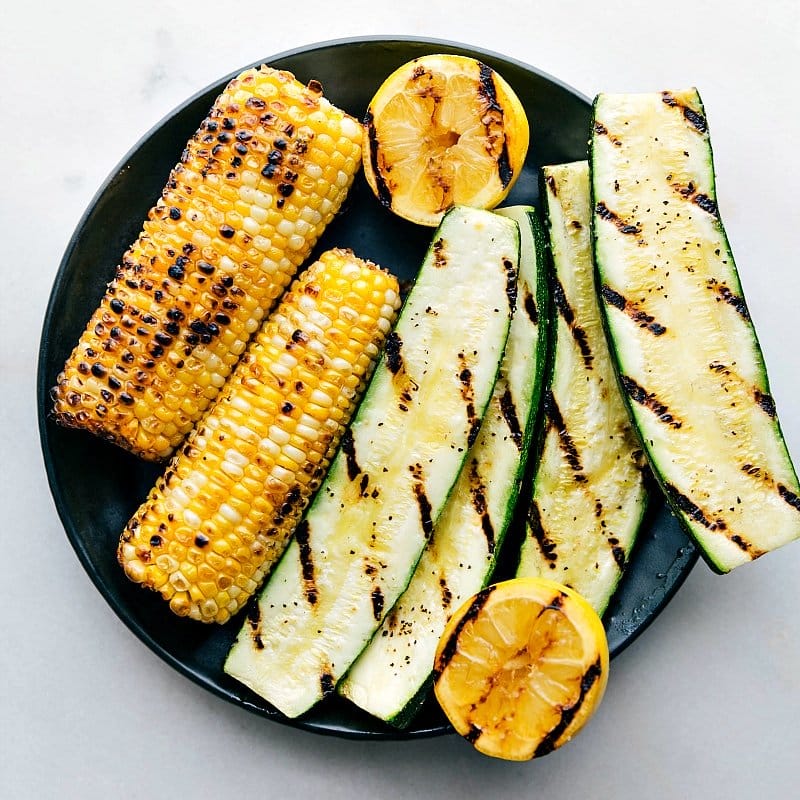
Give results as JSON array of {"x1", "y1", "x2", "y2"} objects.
[
  {"x1": 363, "y1": 54, "x2": 530, "y2": 226},
  {"x1": 433, "y1": 577, "x2": 609, "y2": 761}
]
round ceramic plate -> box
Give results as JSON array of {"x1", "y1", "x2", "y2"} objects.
[{"x1": 37, "y1": 36, "x2": 697, "y2": 739}]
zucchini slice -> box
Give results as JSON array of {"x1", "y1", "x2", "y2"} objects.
[
  {"x1": 339, "y1": 207, "x2": 548, "y2": 726},
  {"x1": 224, "y1": 206, "x2": 517, "y2": 717},
  {"x1": 591, "y1": 89, "x2": 800, "y2": 571},
  {"x1": 516, "y1": 162, "x2": 648, "y2": 613}
]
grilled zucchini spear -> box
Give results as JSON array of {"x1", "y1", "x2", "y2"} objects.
[
  {"x1": 591, "y1": 89, "x2": 800, "y2": 571},
  {"x1": 225, "y1": 206, "x2": 517, "y2": 717},
  {"x1": 516, "y1": 162, "x2": 647, "y2": 614},
  {"x1": 53, "y1": 66, "x2": 363, "y2": 461},
  {"x1": 339, "y1": 206, "x2": 548, "y2": 726},
  {"x1": 119, "y1": 250, "x2": 400, "y2": 622}
]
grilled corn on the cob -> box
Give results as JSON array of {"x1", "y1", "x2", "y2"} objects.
[
  {"x1": 53, "y1": 66, "x2": 363, "y2": 461},
  {"x1": 118, "y1": 249, "x2": 400, "y2": 623}
]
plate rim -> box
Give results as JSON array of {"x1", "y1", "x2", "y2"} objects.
[{"x1": 36, "y1": 34, "x2": 696, "y2": 741}]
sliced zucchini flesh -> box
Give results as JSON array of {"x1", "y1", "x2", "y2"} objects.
[
  {"x1": 339, "y1": 206, "x2": 549, "y2": 726},
  {"x1": 224, "y1": 206, "x2": 517, "y2": 717},
  {"x1": 516, "y1": 162, "x2": 647, "y2": 613},
  {"x1": 591, "y1": 89, "x2": 800, "y2": 571}
]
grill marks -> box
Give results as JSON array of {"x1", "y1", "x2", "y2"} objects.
[
  {"x1": 528, "y1": 500, "x2": 558, "y2": 568},
  {"x1": 740, "y1": 464, "x2": 800, "y2": 519},
  {"x1": 778, "y1": 484, "x2": 800, "y2": 513},
  {"x1": 433, "y1": 584, "x2": 496, "y2": 680},
  {"x1": 246, "y1": 600, "x2": 264, "y2": 650},
  {"x1": 409, "y1": 463, "x2": 434, "y2": 537},
  {"x1": 600, "y1": 285, "x2": 667, "y2": 336},
  {"x1": 371, "y1": 587, "x2": 385, "y2": 621},
  {"x1": 593, "y1": 120, "x2": 622, "y2": 147},
  {"x1": 594, "y1": 201, "x2": 642, "y2": 237},
  {"x1": 458, "y1": 353, "x2": 482, "y2": 449},
  {"x1": 522, "y1": 288, "x2": 539, "y2": 325},
  {"x1": 340, "y1": 428, "x2": 361, "y2": 481},
  {"x1": 364, "y1": 110, "x2": 392, "y2": 208},
  {"x1": 477, "y1": 63, "x2": 513, "y2": 188},
  {"x1": 468, "y1": 459, "x2": 496, "y2": 553},
  {"x1": 611, "y1": 545, "x2": 627, "y2": 570},
  {"x1": 663, "y1": 483, "x2": 767, "y2": 555},
  {"x1": 319, "y1": 671, "x2": 335, "y2": 698},
  {"x1": 432, "y1": 237, "x2": 448, "y2": 268},
  {"x1": 503, "y1": 258, "x2": 518, "y2": 312},
  {"x1": 386, "y1": 329, "x2": 420, "y2": 414},
  {"x1": 665, "y1": 483, "x2": 727, "y2": 533},
  {"x1": 294, "y1": 521, "x2": 318, "y2": 606},
  {"x1": 708, "y1": 361, "x2": 777, "y2": 419},
  {"x1": 384, "y1": 331, "x2": 403, "y2": 375},
  {"x1": 754, "y1": 388, "x2": 777, "y2": 418},
  {"x1": 671, "y1": 180, "x2": 719, "y2": 217},
  {"x1": 499, "y1": 386, "x2": 523, "y2": 451},
  {"x1": 533, "y1": 657, "x2": 603, "y2": 758},
  {"x1": 706, "y1": 278, "x2": 750, "y2": 321},
  {"x1": 620, "y1": 375, "x2": 682, "y2": 429},
  {"x1": 661, "y1": 91, "x2": 708, "y2": 133},
  {"x1": 624, "y1": 356, "x2": 793, "y2": 554},
  {"x1": 543, "y1": 391, "x2": 586, "y2": 480},
  {"x1": 553, "y1": 279, "x2": 594, "y2": 369}
]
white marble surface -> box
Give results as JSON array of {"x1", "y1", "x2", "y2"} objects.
[{"x1": 3, "y1": 1, "x2": 799, "y2": 796}]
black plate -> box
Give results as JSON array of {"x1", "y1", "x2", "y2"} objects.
[{"x1": 37, "y1": 36, "x2": 697, "y2": 740}]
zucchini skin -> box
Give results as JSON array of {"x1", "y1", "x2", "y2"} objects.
[
  {"x1": 590, "y1": 89, "x2": 800, "y2": 572},
  {"x1": 339, "y1": 207, "x2": 550, "y2": 727},
  {"x1": 224, "y1": 207, "x2": 517, "y2": 717},
  {"x1": 516, "y1": 162, "x2": 648, "y2": 614}
]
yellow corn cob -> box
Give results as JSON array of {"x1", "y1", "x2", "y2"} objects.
[
  {"x1": 52, "y1": 66, "x2": 363, "y2": 461},
  {"x1": 118, "y1": 249, "x2": 400, "y2": 623}
]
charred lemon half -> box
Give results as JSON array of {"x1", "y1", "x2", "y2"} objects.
[
  {"x1": 363, "y1": 54, "x2": 530, "y2": 226},
  {"x1": 433, "y1": 577, "x2": 609, "y2": 761}
]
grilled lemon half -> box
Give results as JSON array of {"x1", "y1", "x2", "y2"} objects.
[
  {"x1": 363, "y1": 54, "x2": 530, "y2": 226},
  {"x1": 433, "y1": 577, "x2": 609, "y2": 761}
]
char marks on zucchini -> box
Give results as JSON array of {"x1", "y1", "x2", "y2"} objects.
[
  {"x1": 295, "y1": 521, "x2": 318, "y2": 606},
  {"x1": 523, "y1": 289, "x2": 539, "y2": 325},
  {"x1": 671, "y1": 180, "x2": 719, "y2": 216},
  {"x1": 706, "y1": 278, "x2": 750, "y2": 320},
  {"x1": 553, "y1": 280, "x2": 594, "y2": 368},
  {"x1": 527, "y1": 501, "x2": 559, "y2": 568},
  {"x1": 591, "y1": 88, "x2": 800, "y2": 571},
  {"x1": 543, "y1": 390, "x2": 586, "y2": 479},
  {"x1": 594, "y1": 202, "x2": 642, "y2": 237},
  {"x1": 619, "y1": 375, "x2": 683, "y2": 429},
  {"x1": 467, "y1": 459, "x2": 496, "y2": 553},
  {"x1": 517, "y1": 161, "x2": 647, "y2": 613},
  {"x1": 661, "y1": 90, "x2": 708, "y2": 133},
  {"x1": 499, "y1": 387, "x2": 524, "y2": 450},
  {"x1": 600, "y1": 285, "x2": 667, "y2": 335}
]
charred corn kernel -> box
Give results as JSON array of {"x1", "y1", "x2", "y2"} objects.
[
  {"x1": 52, "y1": 66, "x2": 363, "y2": 461},
  {"x1": 118, "y1": 250, "x2": 400, "y2": 623}
]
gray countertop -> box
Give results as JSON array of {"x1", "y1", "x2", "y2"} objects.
[{"x1": 3, "y1": 1, "x2": 799, "y2": 797}]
